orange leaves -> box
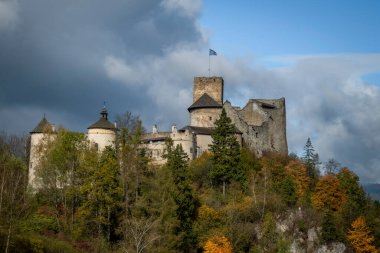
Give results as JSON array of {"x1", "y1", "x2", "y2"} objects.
[
  {"x1": 285, "y1": 160, "x2": 310, "y2": 198},
  {"x1": 204, "y1": 235, "x2": 233, "y2": 253},
  {"x1": 347, "y1": 216, "x2": 377, "y2": 253},
  {"x1": 311, "y1": 175, "x2": 346, "y2": 212}
]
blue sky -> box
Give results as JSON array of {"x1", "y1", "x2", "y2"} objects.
[
  {"x1": 201, "y1": 1, "x2": 380, "y2": 58},
  {"x1": 1, "y1": 0, "x2": 380, "y2": 183}
]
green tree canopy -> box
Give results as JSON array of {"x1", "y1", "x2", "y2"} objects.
[{"x1": 209, "y1": 108, "x2": 244, "y2": 196}]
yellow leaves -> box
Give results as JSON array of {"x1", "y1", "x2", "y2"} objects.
[
  {"x1": 285, "y1": 160, "x2": 310, "y2": 198},
  {"x1": 311, "y1": 175, "x2": 346, "y2": 212},
  {"x1": 204, "y1": 235, "x2": 233, "y2": 253},
  {"x1": 347, "y1": 216, "x2": 377, "y2": 253}
]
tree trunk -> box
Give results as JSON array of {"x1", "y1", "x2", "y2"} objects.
[
  {"x1": 223, "y1": 181, "x2": 226, "y2": 198},
  {"x1": 107, "y1": 206, "x2": 111, "y2": 242},
  {"x1": 5, "y1": 210, "x2": 13, "y2": 253}
]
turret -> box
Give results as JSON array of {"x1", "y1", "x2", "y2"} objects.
[
  {"x1": 87, "y1": 106, "x2": 117, "y2": 151},
  {"x1": 188, "y1": 77, "x2": 224, "y2": 127},
  {"x1": 29, "y1": 116, "x2": 55, "y2": 187}
]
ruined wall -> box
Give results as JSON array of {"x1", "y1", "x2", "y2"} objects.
[
  {"x1": 190, "y1": 108, "x2": 221, "y2": 128},
  {"x1": 224, "y1": 98, "x2": 287, "y2": 156},
  {"x1": 193, "y1": 77, "x2": 224, "y2": 103}
]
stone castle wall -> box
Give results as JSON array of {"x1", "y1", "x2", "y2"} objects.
[
  {"x1": 190, "y1": 108, "x2": 221, "y2": 128},
  {"x1": 193, "y1": 77, "x2": 224, "y2": 103},
  {"x1": 224, "y1": 98, "x2": 287, "y2": 156}
]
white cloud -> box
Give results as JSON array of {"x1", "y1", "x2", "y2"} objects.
[
  {"x1": 0, "y1": 0, "x2": 18, "y2": 30},
  {"x1": 104, "y1": 51, "x2": 380, "y2": 183}
]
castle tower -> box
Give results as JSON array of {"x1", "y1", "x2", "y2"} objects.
[
  {"x1": 29, "y1": 116, "x2": 55, "y2": 187},
  {"x1": 87, "y1": 106, "x2": 117, "y2": 151},
  {"x1": 188, "y1": 77, "x2": 224, "y2": 127}
]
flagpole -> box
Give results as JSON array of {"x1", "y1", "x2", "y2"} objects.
[{"x1": 208, "y1": 53, "x2": 210, "y2": 77}]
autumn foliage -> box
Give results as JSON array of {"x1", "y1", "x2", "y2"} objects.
[
  {"x1": 285, "y1": 160, "x2": 310, "y2": 198},
  {"x1": 204, "y1": 235, "x2": 233, "y2": 253},
  {"x1": 311, "y1": 175, "x2": 347, "y2": 212},
  {"x1": 347, "y1": 216, "x2": 377, "y2": 253}
]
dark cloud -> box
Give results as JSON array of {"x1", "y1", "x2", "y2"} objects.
[{"x1": 0, "y1": 0, "x2": 202, "y2": 133}]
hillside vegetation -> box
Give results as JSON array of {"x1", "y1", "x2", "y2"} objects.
[{"x1": 0, "y1": 111, "x2": 379, "y2": 252}]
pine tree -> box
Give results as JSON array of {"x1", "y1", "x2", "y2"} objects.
[
  {"x1": 78, "y1": 146, "x2": 122, "y2": 241},
  {"x1": 166, "y1": 143, "x2": 198, "y2": 252},
  {"x1": 302, "y1": 137, "x2": 320, "y2": 183},
  {"x1": 321, "y1": 212, "x2": 341, "y2": 243},
  {"x1": 209, "y1": 108, "x2": 243, "y2": 197}
]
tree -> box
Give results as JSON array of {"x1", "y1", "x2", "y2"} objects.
[
  {"x1": 122, "y1": 216, "x2": 158, "y2": 253},
  {"x1": 311, "y1": 175, "x2": 346, "y2": 212},
  {"x1": 204, "y1": 235, "x2": 233, "y2": 253},
  {"x1": 347, "y1": 216, "x2": 377, "y2": 253},
  {"x1": 261, "y1": 212, "x2": 278, "y2": 251},
  {"x1": 302, "y1": 138, "x2": 320, "y2": 183},
  {"x1": 34, "y1": 128, "x2": 86, "y2": 234},
  {"x1": 321, "y1": 212, "x2": 342, "y2": 243},
  {"x1": 325, "y1": 158, "x2": 341, "y2": 175},
  {"x1": 0, "y1": 150, "x2": 30, "y2": 253},
  {"x1": 209, "y1": 108, "x2": 243, "y2": 197},
  {"x1": 337, "y1": 167, "x2": 367, "y2": 230},
  {"x1": 166, "y1": 143, "x2": 198, "y2": 252},
  {"x1": 78, "y1": 146, "x2": 122, "y2": 242},
  {"x1": 285, "y1": 160, "x2": 310, "y2": 200}
]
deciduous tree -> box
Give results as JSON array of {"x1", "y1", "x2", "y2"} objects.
[
  {"x1": 204, "y1": 235, "x2": 233, "y2": 253},
  {"x1": 347, "y1": 216, "x2": 377, "y2": 253},
  {"x1": 311, "y1": 175, "x2": 346, "y2": 212}
]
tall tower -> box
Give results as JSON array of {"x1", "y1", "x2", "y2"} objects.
[
  {"x1": 87, "y1": 106, "x2": 117, "y2": 151},
  {"x1": 29, "y1": 116, "x2": 54, "y2": 187},
  {"x1": 188, "y1": 77, "x2": 224, "y2": 128}
]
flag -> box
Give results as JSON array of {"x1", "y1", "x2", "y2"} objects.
[{"x1": 209, "y1": 49, "x2": 217, "y2": 56}]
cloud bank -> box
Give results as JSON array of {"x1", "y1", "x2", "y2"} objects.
[{"x1": 0, "y1": 0, "x2": 380, "y2": 183}]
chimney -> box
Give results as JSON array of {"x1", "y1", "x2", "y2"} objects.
[
  {"x1": 172, "y1": 124, "x2": 177, "y2": 133},
  {"x1": 114, "y1": 122, "x2": 117, "y2": 129},
  {"x1": 152, "y1": 124, "x2": 158, "y2": 134}
]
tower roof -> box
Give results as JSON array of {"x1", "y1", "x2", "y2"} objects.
[
  {"x1": 188, "y1": 93, "x2": 222, "y2": 112},
  {"x1": 87, "y1": 106, "x2": 117, "y2": 130},
  {"x1": 30, "y1": 117, "x2": 54, "y2": 134}
]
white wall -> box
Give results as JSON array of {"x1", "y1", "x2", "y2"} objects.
[{"x1": 88, "y1": 128, "x2": 116, "y2": 152}]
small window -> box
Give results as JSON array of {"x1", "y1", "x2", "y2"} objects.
[
  {"x1": 209, "y1": 116, "x2": 212, "y2": 121},
  {"x1": 255, "y1": 133, "x2": 258, "y2": 138},
  {"x1": 190, "y1": 147, "x2": 193, "y2": 153}
]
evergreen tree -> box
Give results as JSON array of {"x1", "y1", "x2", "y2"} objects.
[
  {"x1": 302, "y1": 137, "x2": 320, "y2": 183},
  {"x1": 166, "y1": 143, "x2": 198, "y2": 252},
  {"x1": 209, "y1": 108, "x2": 244, "y2": 197},
  {"x1": 321, "y1": 212, "x2": 342, "y2": 243},
  {"x1": 78, "y1": 146, "x2": 122, "y2": 242}
]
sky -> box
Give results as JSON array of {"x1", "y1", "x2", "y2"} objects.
[{"x1": 1, "y1": 0, "x2": 380, "y2": 183}]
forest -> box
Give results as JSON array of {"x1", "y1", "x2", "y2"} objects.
[{"x1": 0, "y1": 110, "x2": 379, "y2": 253}]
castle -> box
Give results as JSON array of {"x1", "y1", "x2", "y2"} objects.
[
  {"x1": 28, "y1": 76, "x2": 288, "y2": 185},
  {"x1": 140, "y1": 76, "x2": 287, "y2": 164}
]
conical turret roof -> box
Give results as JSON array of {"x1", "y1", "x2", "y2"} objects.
[
  {"x1": 30, "y1": 117, "x2": 53, "y2": 133},
  {"x1": 188, "y1": 93, "x2": 222, "y2": 112},
  {"x1": 88, "y1": 106, "x2": 117, "y2": 130}
]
